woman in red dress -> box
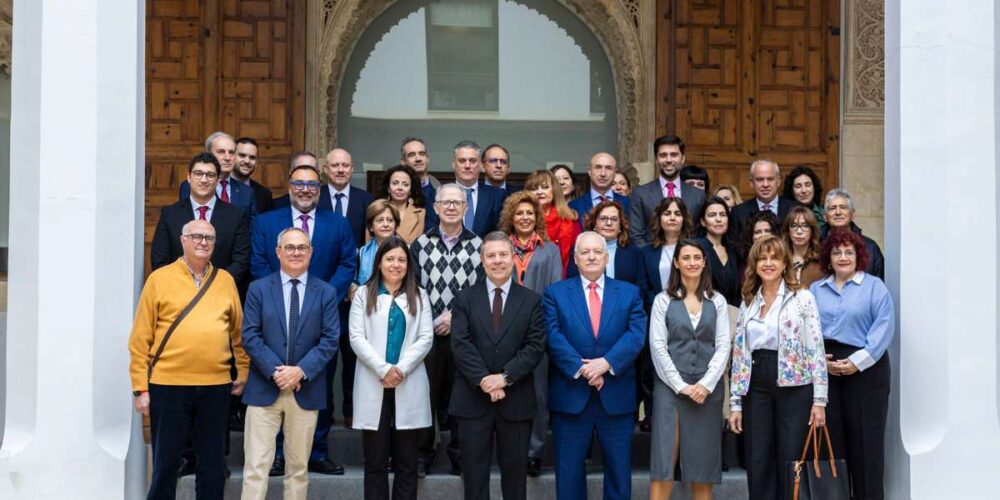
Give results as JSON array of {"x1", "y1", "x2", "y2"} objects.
[{"x1": 525, "y1": 169, "x2": 580, "y2": 276}]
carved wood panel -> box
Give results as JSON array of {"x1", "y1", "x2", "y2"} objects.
[
  {"x1": 145, "y1": 0, "x2": 305, "y2": 271},
  {"x1": 656, "y1": 0, "x2": 840, "y2": 199}
]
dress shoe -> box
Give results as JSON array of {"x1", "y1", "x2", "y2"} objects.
[
  {"x1": 416, "y1": 461, "x2": 428, "y2": 478},
  {"x1": 177, "y1": 457, "x2": 196, "y2": 477},
  {"x1": 449, "y1": 461, "x2": 462, "y2": 476},
  {"x1": 344, "y1": 416, "x2": 353, "y2": 428},
  {"x1": 269, "y1": 457, "x2": 285, "y2": 477},
  {"x1": 527, "y1": 458, "x2": 542, "y2": 477},
  {"x1": 308, "y1": 458, "x2": 345, "y2": 475}
]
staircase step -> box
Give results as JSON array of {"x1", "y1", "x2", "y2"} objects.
[{"x1": 177, "y1": 466, "x2": 748, "y2": 499}]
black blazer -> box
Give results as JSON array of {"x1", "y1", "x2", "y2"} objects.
[
  {"x1": 449, "y1": 280, "x2": 546, "y2": 421},
  {"x1": 274, "y1": 185, "x2": 374, "y2": 248},
  {"x1": 149, "y1": 199, "x2": 251, "y2": 284},
  {"x1": 730, "y1": 196, "x2": 795, "y2": 241},
  {"x1": 248, "y1": 179, "x2": 275, "y2": 214}
]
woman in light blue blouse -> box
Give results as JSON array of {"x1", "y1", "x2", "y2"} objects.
[
  {"x1": 809, "y1": 230, "x2": 894, "y2": 500},
  {"x1": 352, "y1": 200, "x2": 400, "y2": 299}
]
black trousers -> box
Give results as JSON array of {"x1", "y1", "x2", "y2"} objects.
[
  {"x1": 637, "y1": 332, "x2": 654, "y2": 420},
  {"x1": 743, "y1": 350, "x2": 813, "y2": 500},
  {"x1": 338, "y1": 301, "x2": 357, "y2": 418},
  {"x1": 363, "y1": 389, "x2": 421, "y2": 500},
  {"x1": 148, "y1": 383, "x2": 231, "y2": 500},
  {"x1": 456, "y1": 412, "x2": 532, "y2": 500},
  {"x1": 825, "y1": 340, "x2": 891, "y2": 500},
  {"x1": 418, "y1": 335, "x2": 460, "y2": 465}
]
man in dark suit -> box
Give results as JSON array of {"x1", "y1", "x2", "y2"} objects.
[
  {"x1": 450, "y1": 231, "x2": 546, "y2": 500},
  {"x1": 251, "y1": 163, "x2": 357, "y2": 476},
  {"x1": 629, "y1": 135, "x2": 706, "y2": 246},
  {"x1": 568, "y1": 152, "x2": 632, "y2": 228},
  {"x1": 232, "y1": 136, "x2": 274, "y2": 213},
  {"x1": 179, "y1": 131, "x2": 257, "y2": 217},
  {"x1": 151, "y1": 152, "x2": 250, "y2": 285},
  {"x1": 425, "y1": 140, "x2": 505, "y2": 237},
  {"x1": 543, "y1": 231, "x2": 647, "y2": 500},
  {"x1": 240, "y1": 226, "x2": 340, "y2": 499},
  {"x1": 480, "y1": 143, "x2": 522, "y2": 195},
  {"x1": 318, "y1": 146, "x2": 374, "y2": 427},
  {"x1": 730, "y1": 159, "x2": 794, "y2": 240}
]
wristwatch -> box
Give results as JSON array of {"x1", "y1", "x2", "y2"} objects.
[
  {"x1": 133, "y1": 390, "x2": 145, "y2": 397},
  {"x1": 502, "y1": 371, "x2": 513, "y2": 387}
]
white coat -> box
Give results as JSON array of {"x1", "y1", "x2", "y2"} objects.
[{"x1": 349, "y1": 285, "x2": 434, "y2": 430}]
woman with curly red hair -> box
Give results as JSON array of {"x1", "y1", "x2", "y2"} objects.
[{"x1": 809, "y1": 230, "x2": 895, "y2": 500}]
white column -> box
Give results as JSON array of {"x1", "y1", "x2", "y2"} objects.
[
  {"x1": 0, "y1": 1, "x2": 146, "y2": 499},
  {"x1": 885, "y1": 1, "x2": 1000, "y2": 498}
]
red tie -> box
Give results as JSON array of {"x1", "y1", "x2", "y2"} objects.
[
  {"x1": 666, "y1": 182, "x2": 676, "y2": 198},
  {"x1": 299, "y1": 214, "x2": 311, "y2": 235},
  {"x1": 219, "y1": 179, "x2": 230, "y2": 203},
  {"x1": 196, "y1": 206, "x2": 209, "y2": 220},
  {"x1": 588, "y1": 282, "x2": 601, "y2": 338}
]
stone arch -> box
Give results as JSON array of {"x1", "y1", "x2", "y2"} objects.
[{"x1": 307, "y1": 0, "x2": 652, "y2": 175}]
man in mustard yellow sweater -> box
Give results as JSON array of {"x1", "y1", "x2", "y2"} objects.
[{"x1": 129, "y1": 219, "x2": 249, "y2": 500}]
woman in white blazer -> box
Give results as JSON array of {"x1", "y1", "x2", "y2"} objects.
[{"x1": 349, "y1": 236, "x2": 434, "y2": 500}]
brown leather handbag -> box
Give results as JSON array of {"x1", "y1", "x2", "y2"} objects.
[{"x1": 785, "y1": 424, "x2": 850, "y2": 500}]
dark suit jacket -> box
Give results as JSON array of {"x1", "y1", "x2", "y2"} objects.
[
  {"x1": 179, "y1": 178, "x2": 256, "y2": 217},
  {"x1": 565, "y1": 243, "x2": 641, "y2": 285},
  {"x1": 149, "y1": 199, "x2": 251, "y2": 284},
  {"x1": 449, "y1": 280, "x2": 546, "y2": 421},
  {"x1": 274, "y1": 186, "x2": 374, "y2": 248},
  {"x1": 567, "y1": 190, "x2": 632, "y2": 229},
  {"x1": 636, "y1": 245, "x2": 666, "y2": 312},
  {"x1": 247, "y1": 179, "x2": 274, "y2": 214},
  {"x1": 628, "y1": 179, "x2": 706, "y2": 247},
  {"x1": 542, "y1": 277, "x2": 647, "y2": 415},
  {"x1": 250, "y1": 207, "x2": 358, "y2": 302},
  {"x1": 480, "y1": 180, "x2": 522, "y2": 198},
  {"x1": 241, "y1": 273, "x2": 340, "y2": 410},
  {"x1": 424, "y1": 182, "x2": 505, "y2": 237},
  {"x1": 730, "y1": 197, "x2": 794, "y2": 242}
]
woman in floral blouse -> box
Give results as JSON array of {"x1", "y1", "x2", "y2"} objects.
[{"x1": 727, "y1": 235, "x2": 827, "y2": 500}]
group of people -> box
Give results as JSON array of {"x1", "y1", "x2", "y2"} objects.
[{"x1": 129, "y1": 131, "x2": 895, "y2": 500}]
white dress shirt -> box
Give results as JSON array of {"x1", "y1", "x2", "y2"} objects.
[
  {"x1": 291, "y1": 206, "x2": 318, "y2": 240},
  {"x1": 459, "y1": 182, "x2": 479, "y2": 212},
  {"x1": 328, "y1": 184, "x2": 350, "y2": 217},
  {"x1": 658, "y1": 244, "x2": 676, "y2": 287},
  {"x1": 747, "y1": 281, "x2": 786, "y2": 351},
  {"x1": 190, "y1": 196, "x2": 217, "y2": 221},
  {"x1": 486, "y1": 277, "x2": 512, "y2": 312},
  {"x1": 648, "y1": 292, "x2": 731, "y2": 393},
  {"x1": 280, "y1": 271, "x2": 308, "y2": 335}
]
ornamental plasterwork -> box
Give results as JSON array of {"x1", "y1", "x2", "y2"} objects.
[
  {"x1": 306, "y1": 0, "x2": 654, "y2": 176},
  {"x1": 0, "y1": 0, "x2": 11, "y2": 76},
  {"x1": 844, "y1": 0, "x2": 884, "y2": 123}
]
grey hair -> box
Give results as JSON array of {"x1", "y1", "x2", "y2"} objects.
[
  {"x1": 574, "y1": 231, "x2": 606, "y2": 252},
  {"x1": 480, "y1": 231, "x2": 514, "y2": 255},
  {"x1": 276, "y1": 227, "x2": 310, "y2": 247},
  {"x1": 823, "y1": 188, "x2": 856, "y2": 212},
  {"x1": 436, "y1": 183, "x2": 465, "y2": 199},
  {"x1": 400, "y1": 137, "x2": 426, "y2": 157},
  {"x1": 204, "y1": 131, "x2": 235, "y2": 152},
  {"x1": 453, "y1": 140, "x2": 481, "y2": 157},
  {"x1": 181, "y1": 219, "x2": 214, "y2": 235},
  {"x1": 748, "y1": 159, "x2": 780, "y2": 177}
]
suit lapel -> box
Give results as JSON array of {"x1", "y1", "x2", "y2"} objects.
[
  {"x1": 569, "y1": 278, "x2": 593, "y2": 337},
  {"x1": 597, "y1": 279, "x2": 620, "y2": 339},
  {"x1": 270, "y1": 273, "x2": 288, "y2": 337},
  {"x1": 494, "y1": 284, "x2": 523, "y2": 343},
  {"x1": 473, "y1": 188, "x2": 490, "y2": 234},
  {"x1": 295, "y1": 277, "x2": 320, "y2": 336},
  {"x1": 473, "y1": 282, "x2": 498, "y2": 341}
]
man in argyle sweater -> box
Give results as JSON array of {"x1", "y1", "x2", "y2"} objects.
[{"x1": 410, "y1": 184, "x2": 484, "y2": 476}]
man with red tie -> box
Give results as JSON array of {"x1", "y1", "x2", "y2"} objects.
[
  {"x1": 178, "y1": 131, "x2": 258, "y2": 217},
  {"x1": 542, "y1": 231, "x2": 647, "y2": 500},
  {"x1": 627, "y1": 135, "x2": 706, "y2": 247},
  {"x1": 567, "y1": 152, "x2": 632, "y2": 229}
]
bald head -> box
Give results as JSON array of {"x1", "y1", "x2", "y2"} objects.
[
  {"x1": 324, "y1": 148, "x2": 354, "y2": 190},
  {"x1": 180, "y1": 219, "x2": 216, "y2": 265},
  {"x1": 589, "y1": 152, "x2": 617, "y2": 192}
]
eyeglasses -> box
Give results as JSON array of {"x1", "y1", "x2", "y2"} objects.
[
  {"x1": 789, "y1": 224, "x2": 810, "y2": 232},
  {"x1": 597, "y1": 216, "x2": 620, "y2": 224},
  {"x1": 190, "y1": 170, "x2": 219, "y2": 180},
  {"x1": 281, "y1": 244, "x2": 312, "y2": 254},
  {"x1": 290, "y1": 180, "x2": 321, "y2": 191},
  {"x1": 831, "y1": 249, "x2": 856, "y2": 258},
  {"x1": 183, "y1": 233, "x2": 216, "y2": 243},
  {"x1": 435, "y1": 200, "x2": 467, "y2": 208},
  {"x1": 485, "y1": 158, "x2": 509, "y2": 166}
]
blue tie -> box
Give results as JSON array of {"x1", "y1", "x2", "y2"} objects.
[
  {"x1": 463, "y1": 187, "x2": 475, "y2": 230},
  {"x1": 287, "y1": 278, "x2": 300, "y2": 364},
  {"x1": 334, "y1": 193, "x2": 345, "y2": 216}
]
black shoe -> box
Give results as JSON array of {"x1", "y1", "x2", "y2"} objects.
[
  {"x1": 386, "y1": 456, "x2": 395, "y2": 473},
  {"x1": 416, "y1": 461, "x2": 428, "y2": 478},
  {"x1": 177, "y1": 457, "x2": 196, "y2": 477},
  {"x1": 229, "y1": 409, "x2": 245, "y2": 432},
  {"x1": 309, "y1": 458, "x2": 345, "y2": 475},
  {"x1": 269, "y1": 457, "x2": 285, "y2": 477},
  {"x1": 527, "y1": 458, "x2": 542, "y2": 477},
  {"x1": 449, "y1": 461, "x2": 462, "y2": 476}
]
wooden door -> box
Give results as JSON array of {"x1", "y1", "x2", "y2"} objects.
[
  {"x1": 145, "y1": 0, "x2": 305, "y2": 273},
  {"x1": 656, "y1": 0, "x2": 840, "y2": 200}
]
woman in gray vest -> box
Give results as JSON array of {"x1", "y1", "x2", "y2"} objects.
[{"x1": 648, "y1": 239, "x2": 732, "y2": 500}]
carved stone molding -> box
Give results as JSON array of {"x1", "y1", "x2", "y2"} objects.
[
  {"x1": 0, "y1": 0, "x2": 11, "y2": 76},
  {"x1": 844, "y1": 0, "x2": 884, "y2": 124},
  {"x1": 306, "y1": 0, "x2": 654, "y2": 173}
]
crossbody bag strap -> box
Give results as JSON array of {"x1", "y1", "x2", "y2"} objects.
[{"x1": 146, "y1": 267, "x2": 220, "y2": 383}]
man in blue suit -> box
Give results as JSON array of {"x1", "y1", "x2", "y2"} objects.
[
  {"x1": 425, "y1": 140, "x2": 505, "y2": 237},
  {"x1": 568, "y1": 152, "x2": 631, "y2": 228},
  {"x1": 179, "y1": 131, "x2": 257, "y2": 217},
  {"x1": 542, "y1": 231, "x2": 647, "y2": 500},
  {"x1": 241, "y1": 227, "x2": 340, "y2": 499},
  {"x1": 251, "y1": 163, "x2": 357, "y2": 476}
]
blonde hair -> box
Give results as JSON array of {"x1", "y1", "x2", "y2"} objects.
[{"x1": 524, "y1": 170, "x2": 578, "y2": 221}]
